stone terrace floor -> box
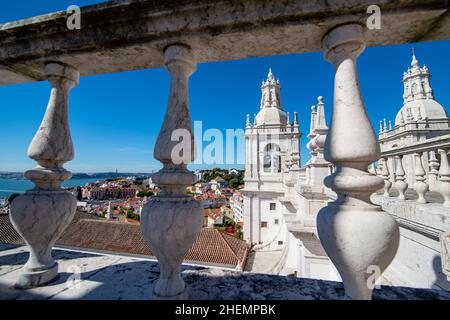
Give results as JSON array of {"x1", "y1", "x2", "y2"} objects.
[{"x1": 0, "y1": 244, "x2": 449, "y2": 300}]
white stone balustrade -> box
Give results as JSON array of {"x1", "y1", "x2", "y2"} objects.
[
  {"x1": 317, "y1": 24, "x2": 399, "y2": 300},
  {"x1": 428, "y1": 150, "x2": 440, "y2": 191},
  {"x1": 438, "y1": 149, "x2": 450, "y2": 208},
  {"x1": 140, "y1": 44, "x2": 203, "y2": 300},
  {"x1": 308, "y1": 96, "x2": 330, "y2": 187},
  {"x1": 9, "y1": 62, "x2": 79, "y2": 289},
  {"x1": 305, "y1": 105, "x2": 318, "y2": 184},
  {"x1": 394, "y1": 155, "x2": 408, "y2": 200},
  {"x1": 380, "y1": 157, "x2": 392, "y2": 197},
  {"x1": 414, "y1": 152, "x2": 429, "y2": 203}
]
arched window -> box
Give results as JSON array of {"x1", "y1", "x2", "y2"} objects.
[
  {"x1": 263, "y1": 143, "x2": 281, "y2": 173},
  {"x1": 411, "y1": 83, "x2": 418, "y2": 95}
]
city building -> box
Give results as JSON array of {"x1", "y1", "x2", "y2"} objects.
[
  {"x1": 243, "y1": 56, "x2": 450, "y2": 291},
  {"x1": 242, "y1": 68, "x2": 301, "y2": 251},
  {"x1": 194, "y1": 182, "x2": 210, "y2": 195},
  {"x1": 194, "y1": 169, "x2": 203, "y2": 182},
  {"x1": 379, "y1": 52, "x2": 450, "y2": 187},
  {"x1": 229, "y1": 191, "x2": 244, "y2": 223},
  {"x1": 203, "y1": 208, "x2": 223, "y2": 227},
  {"x1": 375, "y1": 53, "x2": 450, "y2": 290},
  {"x1": 82, "y1": 186, "x2": 137, "y2": 200},
  {"x1": 210, "y1": 177, "x2": 228, "y2": 191},
  {"x1": 195, "y1": 192, "x2": 228, "y2": 209}
]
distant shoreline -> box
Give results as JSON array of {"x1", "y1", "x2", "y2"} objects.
[{"x1": 0, "y1": 178, "x2": 102, "y2": 199}]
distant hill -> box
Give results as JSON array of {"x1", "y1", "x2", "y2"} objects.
[{"x1": 0, "y1": 172, "x2": 152, "y2": 180}]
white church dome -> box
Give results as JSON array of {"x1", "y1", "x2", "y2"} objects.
[
  {"x1": 255, "y1": 107, "x2": 287, "y2": 126},
  {"x1": 394, "y1": 52, "x2": 448, "y2": 125},
  {"x1": 395, "y1": 99, "x2": 448, "y2": 125}
]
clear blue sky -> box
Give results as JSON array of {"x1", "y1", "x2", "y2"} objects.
[{"x1": 1, "y1": 1, "x2": 449, "y2": 173}]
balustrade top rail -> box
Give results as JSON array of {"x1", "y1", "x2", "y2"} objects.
[
  {"x1": 381, "y1": 133, "x2": 450, "y2": 157},
  {"x1": 0, "y1": 0, "x2": 449, "y2": 85}
]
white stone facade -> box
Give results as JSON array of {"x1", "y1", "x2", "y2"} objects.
[
  {"x1": 379, "y1": 53, "x2": 450, "y2": 187},
  {"x1": 243, "y1": 68, "x2": 339, "y2": 282},
  {"x1": 375, "y1": 53, "x2": 450, "y2": 291},
  {"x1": 243, "y1": 68, "x2": 301, "y2": 251}
]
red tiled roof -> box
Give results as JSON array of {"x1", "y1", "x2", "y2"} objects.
[
  {"x1": 0, "y1": 211, "x2": 249, "y2": 269},
  {"x1": 0, "y1": 213, "x2": 23, "y2": 245},
  {"x1": 203, "y1": 208, "x2": 222, "y2": 220},
  {"x1": 57, "y1": 219, "x2": 249, "y2": 268}
]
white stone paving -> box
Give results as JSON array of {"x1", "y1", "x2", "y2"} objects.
[{"x1": 1, "y1": 244, "x2": 449, "y2": 300}]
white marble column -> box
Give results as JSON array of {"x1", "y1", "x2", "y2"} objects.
[
  {"x1": 9, "y1": 62, "x2": 79, "y2": 289},
  {"x1": 438, "y1": 149, "x2": 450, "y2": 208},
  {"x1": 428, "y1": 150, "x2": 439, "y2": 191},
  {"x1": 140, "y1": 45, "x2": 203, "y2": 300},
  {"x1": 317, "y1": 24, "x2": 399, "y2": 300},
  {"x1": 380, "y1": 157, "x2": 392, "y2": 197},
  {"x1": 394, "y1": 155, "x2": 408, "y2": 200},
  {"x1": 414, "y1": 152, "x2": 428, "y2": 204}
]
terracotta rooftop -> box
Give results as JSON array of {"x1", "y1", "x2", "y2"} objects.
[
  {"x1": 203, "y1": 208, "x2": 222, "y2": 220},
  {"x1": 0, "y1": 211, "x2": 249, "y2": 270}
]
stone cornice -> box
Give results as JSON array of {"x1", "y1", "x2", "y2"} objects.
[
  {"x1": 1, "y1": 0, "x2": 449, "y2": 84},
  {"x1": 381, "y1": 133, "x2": 450, "y2": 157}
]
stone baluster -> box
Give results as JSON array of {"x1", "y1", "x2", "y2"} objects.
[
  {"x1": 394, "y1": 155, "x2": 408, "y2": 200},
  {"x1": 438, "y1": 149, "x2": 450, "y2": 208},
  {"x1": 368, "y1": 162, "x2": 377, "y2": 175},
  {"x1": 310, "y1": 96, "x2": 329, "y2": 186},
  {"x1": 305, "y1": 105, "x2": 317, "y2": 184},
  {"x1": 428, "y1": 150, "x2": 439, "y2": 191},
  {"x1": 9, "y1": 62, "x2": 79, "y2": 288},
  {"x1": 380, "y1": 157, "x2": 392, "y2": 197},
  {"x1": 317, "y1": 24, "x2": 399, "y2": 300},
  {"x1": 414, "y1": 152, "x2": 428, "y2": 203},
  {"x1": 140, "y1": 45, "x2": 203, "y2": 300}
]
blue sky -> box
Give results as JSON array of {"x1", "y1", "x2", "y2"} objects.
[{"x1": 0, "y1": 2, "x2": 449, "y2": 173}]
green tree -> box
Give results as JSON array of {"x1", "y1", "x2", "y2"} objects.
[
  {"x1": 229, "y1": 178, "x2": 240, "y2": 189},
  {"x1": 137, "y1": 190, "x2": 154, "y2": 197}
]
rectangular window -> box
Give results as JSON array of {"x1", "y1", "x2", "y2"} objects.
[
  {"x1": 261, "y1": 221, "x2": 268, "y2": 228},
  {"x1": 274, "y1": 219, "x2": 279, "y2": 225},
  {"x1": 278, "y1": 241, "x2": 283, "y2": 245},
  {"x1": 270, "y1": 203, "x2": 276, "y2": 210}
]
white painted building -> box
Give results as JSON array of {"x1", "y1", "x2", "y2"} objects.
[
  {"x1": 243, "y1": 69, "x2": 339, "y2": 280},
  {"x1": 379, "y1": 52, "x2": 450, "y2": 188},
  {"x1": 243, "y1": 57, "x2": 450, "y2": 291},
  {"x1": 243, "y1": 68, "x2": 300, "y2": 250},
  {"x1": 229, "y1": 191, "x2": 244, "y2": 223},
  {"x1": 375, "y1": 53, "x2": 450, "y2": 291},
  {"x1": 194, "y1": 169, "x2": 203, "y2": 182}
]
